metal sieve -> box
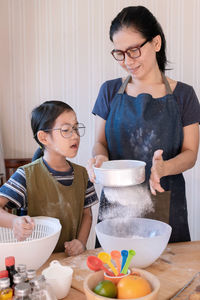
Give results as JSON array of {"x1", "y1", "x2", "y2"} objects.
[{"x1": 93, "y1": 160, "x2": 146, "y2": 187}]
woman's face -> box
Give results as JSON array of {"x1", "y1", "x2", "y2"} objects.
[{"x1": 112, "y1": 27, "x2": 161, "y2": 79}]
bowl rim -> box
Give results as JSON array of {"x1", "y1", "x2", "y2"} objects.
[
  {"x1": 93, "y1": 160, "x2": 146, "y2": 172},
  {"x1": 95, "y1": 217, "x2": 172, "y2": 240},
  {"x1": 83, "y1": 268, "x2": 160, "y2": 300},
  {"x1": 0, "y1": 216, "x2": 62, "y2": 245},
  {"x1": 104, "y1": 268, "x2": 131, "y2": 279}
]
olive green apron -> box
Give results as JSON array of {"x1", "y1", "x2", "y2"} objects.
[{"x1": 23, "y1": 158, "x2": 88, "y2": 252}]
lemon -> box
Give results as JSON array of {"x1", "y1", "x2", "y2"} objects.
[{"x1": 93, "y1": 280, "x2": 117, "y2": 298}]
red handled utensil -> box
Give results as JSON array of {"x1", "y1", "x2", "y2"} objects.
[{"x1": 87, "y1": 256, "x2": 114, "y2": 276}]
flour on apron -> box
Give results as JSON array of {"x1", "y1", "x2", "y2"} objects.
[{"x1": 98, "y1": 73, "x2": 190, "y2": 244}]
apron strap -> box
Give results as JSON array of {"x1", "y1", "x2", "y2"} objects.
[
  {"x1": 117, "y1": 75, "x2": 132, "y2": 94},
  {"x1": 161, "y1": 72, "x2": 173, "y2": 95},
  {"x1": 117, "y1": 73, "x2": 173, "y2": 95}
]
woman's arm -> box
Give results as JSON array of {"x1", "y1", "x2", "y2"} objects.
[
  {"x1": 92, "y1": 115, "x2": 109, "y2": 158},
  {"x1": 87, "y1": 116, "x2": 109, "y2": 182},
  {"x1": 150, "y1": 123, "x2": 199, "y2": 194},
  {"x1": 164, "y1": 123, "x2": 199, "y2": 173},
  {"x1": 64, "y1": 207, "x2": 93, "y2": 256}
]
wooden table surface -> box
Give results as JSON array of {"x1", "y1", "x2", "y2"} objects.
[{"x1": 38, "y1": 241, "x2": 200, "y2": 300}]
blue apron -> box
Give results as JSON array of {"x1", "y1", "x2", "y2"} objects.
[{"x1": 98, "y1": 74, "x2": 190, "y2": 244}]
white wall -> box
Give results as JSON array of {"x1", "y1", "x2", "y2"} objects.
[{"x1": 0, "y1": 0, "x2": 199, "y2": 247}]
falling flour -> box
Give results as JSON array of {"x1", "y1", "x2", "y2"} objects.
[{"x1": 102, "y1": 183, "x2": 154, "y2": 220}]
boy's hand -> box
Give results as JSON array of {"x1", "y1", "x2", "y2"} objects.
[
  {"x1": 12, "y1": 216, "x2": 35, "y2": 241},
  {"x1": 64, "y1": 239, "x2": 86, "y2": 256}
]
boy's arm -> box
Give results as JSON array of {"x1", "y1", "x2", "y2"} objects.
[
  {"x1": 0, "y1": 196, "x2": 17, "y2": 228},
  {"x1": 64, "y1": 207, "x2": 93, "y2": 256},
  {"x1": 0, "y1": 196, "x2": 34, "y2": 240},
  {"x1": 77, "y1": 207, "x2": 93, "y2": 247}
]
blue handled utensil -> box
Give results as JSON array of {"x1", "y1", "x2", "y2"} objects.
[
  {"x1": 121, "y1": 249, "x2": 136, "y2": 274},
  {"x1": 120, "y1": 250, "x2": 128, "y2": 272}
]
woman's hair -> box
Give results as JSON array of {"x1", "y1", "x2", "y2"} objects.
[
  {"x1": 31, "y1": 100, "x2": 74, "y2": 148},
  {"x1": 109, "y1": 6, "x2": 167, "y2": 72}
]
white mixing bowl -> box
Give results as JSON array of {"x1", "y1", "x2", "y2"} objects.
[
  {"x1": 0, "y1": 216, "x2": 61, "y2": 270},
  {"x1": 95, "y1": 217, "x2": 171, "y2": 268}
]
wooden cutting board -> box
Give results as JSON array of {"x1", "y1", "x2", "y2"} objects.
[
  {"x1": 38, "y1": 241, "x2": 200, "y2": 300},
  {"x1": 59, "y1": 249, "x2": 102, "y2": 293},
  {"x1": 38, "y1": 249, "x2": 101, "y2": 294}
]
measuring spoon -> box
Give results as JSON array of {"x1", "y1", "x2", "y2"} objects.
[
  {"x1": 121, "y1": 249, "x2": 136, "y2": 274},
  {"x1": 111, "y1": 250, "x2": 121, "y2": 275},
  {"x1": 120, "y1": 250, "x2": 128, "y2": 272},
  {"x1": 98, "y1": 252, "x2": 118, "y2": 276},
  {"x1": 87, "y1": 256, "x2": 114, "y2": 276}
]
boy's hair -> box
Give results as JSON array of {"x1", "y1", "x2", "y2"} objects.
[
  {"x1": 31, "y1": 100, "x2": 74, "y2": 148},
  {"x1": 109, "y1": 6, "x2": 167, "y2": 72}
]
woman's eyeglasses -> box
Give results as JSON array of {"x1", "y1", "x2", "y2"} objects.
[
  {"x1": 43, "y1": 123, "x2": 86, "y2": 138},
  {"x1": 111, "y1": 39, "x2": 150, "y2": 61}
]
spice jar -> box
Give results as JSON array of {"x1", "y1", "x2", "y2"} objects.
[
  {"x1": 13, "y1": 274, "x2": 24, "y2": 291},
  {"x1": 14, "y1": 283, "x2": 31, "y2": 300},
  {"x1": 16, "y1": 265, "x2": 27, "y2": 282},
  {"x1": 26, "y1": 270, "x2": 36, "y2": 282},
  {"x1": 0, "y1": 277, "x2": 13, "y2": 300},
  {"x1": 30, "y1": 275, "x2": 56, "y2": 300}
]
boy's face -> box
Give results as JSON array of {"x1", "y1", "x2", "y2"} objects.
[{"x1": 46, "y1": 110, "x2": 80, "y2": 158}]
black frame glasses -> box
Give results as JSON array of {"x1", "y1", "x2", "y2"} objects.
[
  {"x1": 43, "y1": 123, "x2": 86, "y2": 138},
  {"x1": 111, "y1": 39, "x2": 151, "y2": 61}
]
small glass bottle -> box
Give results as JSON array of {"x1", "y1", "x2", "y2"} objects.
[
  {"x1": 30, "y1": 275, "x2": 56, "y2": 300},
  {"x1": 0, "y1": 277, "x2": 13, "y2": 300},
  {"x1": 5, "y1": 256, "x2": 17, "y2": 287},
  {"x1": 14, "y1": 283, "x2": 31, "y2": 300},
  {"x1": 13, "y1": 274, "x2": 23, "y2": 292},
  {"x1": 0, "y1": 271, "x2": 8, "y2": 279},
  {"x1": 26, "y1": 270, "x2": 36, "y2": 282},
  {"x1": 17, "y1": 265, "x2": 27, "y2": 282}
]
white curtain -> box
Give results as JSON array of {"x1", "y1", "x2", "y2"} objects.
[{"x1": 0, "y1": 127, "x2": 5, "y2": 177}]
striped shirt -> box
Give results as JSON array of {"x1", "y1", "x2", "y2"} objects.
[{"x1": 0, "y1": 159, "x2": 98, "y2": 210}]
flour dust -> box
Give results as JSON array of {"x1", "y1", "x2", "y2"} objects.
[{"x1": 100, "y1": 183, "x2": 154, "y2": 220}]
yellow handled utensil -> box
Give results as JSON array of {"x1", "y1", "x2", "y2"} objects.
[{"x1": 98, "y1": 252, "x2": 118, "y2": 276}]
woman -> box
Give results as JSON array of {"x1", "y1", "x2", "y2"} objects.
[{"x1": 87, "y1": 6, "x2": 200, "y2": 243}]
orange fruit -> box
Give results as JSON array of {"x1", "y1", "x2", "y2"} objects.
[
  {"x1": 117, "y1": 274, "x2": 152, "y2": 299},
  {"x1": 93, "y1": 280, "x2": 117, "y2": 298}
]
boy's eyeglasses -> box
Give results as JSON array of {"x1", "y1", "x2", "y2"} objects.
[
  {"x1": 111, "y1": 39, "x2": 150, "y2": 61},
  {"x1": 44, "y1": 123, "x2": 86, "y2": 138}
]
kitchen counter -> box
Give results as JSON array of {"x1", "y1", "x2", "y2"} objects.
[{"x1": 38, "y1": 241, "x2": 200, "y2": 300}]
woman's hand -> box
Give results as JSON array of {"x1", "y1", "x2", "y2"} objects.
[
  {"x1": 87, "y1": 155, "x2": 108, "y2": 183},
  {"x1": 149, "y1": 149, "x2": 165, "y2": 195},
  {"x1": 12, "y1": 216, "x2": 35, "y2": 241},
  {"x1": 64, "y1": 239, "x2": 86, "y2": 256}
]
